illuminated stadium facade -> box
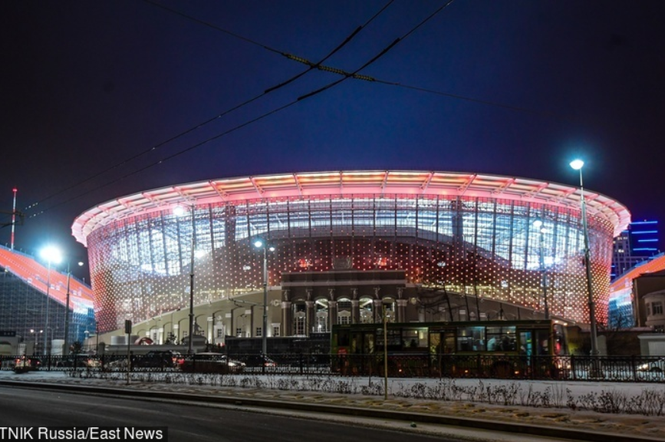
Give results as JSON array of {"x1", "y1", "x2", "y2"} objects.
[{"x1": 73, "y1": 171, "x2": 630, "y2": 336}]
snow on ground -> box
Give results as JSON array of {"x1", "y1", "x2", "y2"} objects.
[{"x1": 1, "y1": 370, "x2": 664, "y2": 440}]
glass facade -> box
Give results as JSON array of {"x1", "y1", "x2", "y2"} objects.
[{"x1": 87, "y1": 194, "x2": 615, "y2": 333}]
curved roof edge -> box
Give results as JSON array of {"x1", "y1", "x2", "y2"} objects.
[
  {"x1": 609, "y1": 253, "x2": 665, "y2": 296},
  {"x1": 72, "y1": 170, "x2": 631, "y2": 247}
]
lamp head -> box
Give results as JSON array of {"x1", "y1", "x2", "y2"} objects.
[
  {"x1": 268, "y1": 246, "x2": 275, "y2": 252},
  {"x1": 40, "y1": 246, "x2": 62, "y2": 265},
  {"x1": 569, "y1": 159, "x2": 584, "y2": 170},
  {"x1": 533, "y1": 220, "x2": 543, "y2": 229},
  {"x1": 173, "y1": 205, "x2": 186, "y2": 217},
  {"x1": 253, "y1": 239, "x2": 264, "y2": 249}
]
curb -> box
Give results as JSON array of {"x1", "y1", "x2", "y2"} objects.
[{"x1": 1, "y1": 379, "x2": 661, "y2": 442}]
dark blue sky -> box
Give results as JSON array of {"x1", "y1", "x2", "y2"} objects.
[{"x1": 2, "y1": 1, "x2": 665, "y2": 280}]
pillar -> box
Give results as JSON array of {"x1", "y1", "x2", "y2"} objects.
[
  {"x1": 351, "y1": 300, "x2": 360, "y2": 324},
  {"x1": 373, "y1": 299, "x2": 383, "y2": 323},
  {"x1": 328, "y1": 300, "x2": 337, "y2": 331},
  {"x1": 281, "y1": 301, "x2": 292, "y2": 337},
  {"x1": 306, "y1": 301, "x2": 315, "y2": 336},
  {"x1": 396, "y1": 298, "x2": 408, "y2": 322}
]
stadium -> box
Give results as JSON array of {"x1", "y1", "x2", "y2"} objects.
[{"x1": 72, "y1": 171, "x2": 629, "y2": 343}]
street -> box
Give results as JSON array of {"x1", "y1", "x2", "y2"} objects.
[{"x1": 0, "y1": 385, "x2": 465, "y2": 442}]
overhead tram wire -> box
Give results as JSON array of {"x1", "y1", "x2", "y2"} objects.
[
  {"x1": 141, "y1": 0, "x2": 283, "y2": 56},
  {"x1": 266, "y1": 0, "x2": 394, "y2": 93},
  {"x1": 373, "y1": 80, "x2": 568, "y2": 121},
  {"x1": 24, "y1": 1, "x2": 394, "y2": 217},
  {"x1": 33, "y1": 2, "x2": 449, "y2": 218},
  {"x1": 143, "y1": 0, "x2": 393, "y2": 92},
  {"x1": 297, "y1": 0, "x2": 457, "y2": 100}
]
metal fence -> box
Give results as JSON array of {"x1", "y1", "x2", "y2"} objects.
[{"x1": 1, "y1": 353, "x2": 664, "y2": 382}]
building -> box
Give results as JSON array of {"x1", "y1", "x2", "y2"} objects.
[
  {"x1": 71, "y1": 171, "x2": 629, "y2": 344},
  {"x1": 0, "y1": 245, "x2": 96, "y2": 354},
  {"x1": 608, "y1": 253, "x2": 665, "y2": 330},
  {"x1": 611, "y1": 219, "x2": 660, "y2": 280}
]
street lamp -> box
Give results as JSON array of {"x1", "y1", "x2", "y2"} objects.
[
  {"x1": 40, "y1": 246, "x2": 62, "y2": 356},
  {"x1": 253, "y1": 239, "x2": 274, "y2": 356},
  {"x1": 63, "y1": 260, "x2": 84, "y2": 355},
  {"x1": 175, "y1": 204, "x2": 196, "y2": 355},
  {"x1": 533, "y1": 220, "x2": 549, "y2": 319},
  {"x1": 570, "y1": 159, "x2": 599, "y2": 357}
]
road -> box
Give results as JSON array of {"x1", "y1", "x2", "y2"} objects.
[{"x1": 0, "y1": 385, "x2": 467, "y2": 442}]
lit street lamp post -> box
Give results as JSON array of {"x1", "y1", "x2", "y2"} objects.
[
  {"x1": 63, "y1": 260, "x2": 84, "y2": 355},
  {"x1": 175, "y1": 205, "x2": 196, "y2": 355},
  {"x1": 40, "y1": 246, "x2": 62, "y2": 356},
  {"x1": 570, "y1": 159, "x2": 599, "y2": 358},
  {"x1": 253, "y1": 239, "x2": 274, "y2": 357},
  {"x1": 533, "y1": 220, "x2": 549, "y2": 319}
]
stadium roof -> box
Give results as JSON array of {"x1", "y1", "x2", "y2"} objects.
[
  {"x1": 73, "y1": 170, "x2": 631, "y2": 246},
  {"x1": 0, "y1": 245, "x2": 94, "y2": 311},
  {"x1": 609, "y1": 253, "x2": 665, "y2": 296}
]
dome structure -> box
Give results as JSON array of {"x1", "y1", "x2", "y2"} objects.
[{"x1": 72, "y1": 170, "x2": 630, "y2": 333}]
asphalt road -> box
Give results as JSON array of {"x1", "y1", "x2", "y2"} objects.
[{"x1": 0, "y1": 386, "x2": 464, "y2": 442}]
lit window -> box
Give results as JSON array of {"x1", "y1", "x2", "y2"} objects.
[{"x1": 653, "y1": 302, "x2": 663, "y2": 316}]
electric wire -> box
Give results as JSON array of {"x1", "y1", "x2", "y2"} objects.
[
  {"x1": 297, "y1": 0, "x2": 456, "y2": 100},
  {"x1": 24, "y1": 1, "x2": 394, "y2": 215},
  {"x1": 31, "y1": 1, "x2": 452, "y2": 218},
  {"x1": 373, "y1": 79, "x2": 566, "y2": 121},
  {"x1": 266, "y1": 0, "x2": 394, "y2": 93},
  {"x1": 141, "y1": 0, "x2": 284, "y2": 55}
]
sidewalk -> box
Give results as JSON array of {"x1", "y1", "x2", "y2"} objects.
[{"x1": 1, "y1": 370, "x2": 664, "y2": 442}]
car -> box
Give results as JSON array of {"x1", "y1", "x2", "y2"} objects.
[
  {"x1": 241, "y1": 354, "x2": 277, "y2": 368},
  {"x1": 179, "y1": 352, "x2": 245, "y2": 374},
  {"x1": 132, "y1": 350, "x2": 183, "y2": 369},
  {"x1": 13, "y1": 356, "x2": 41, "y2": 373},
  {"x1": 56, "y1": 354, "x2": 101, "y2": 368},
  {"x1": 637, "y1": 357, "x2": 665, "y2": 373}
]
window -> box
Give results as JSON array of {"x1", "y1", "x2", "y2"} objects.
[
  {"x1": 294, "y1": 313, "x2": 306, "y2": 336},
  {"x1": 256, "y1": 327, "x2": 262, "y2": 337},
  {"x1": 216, "y1": 329, "x2": 224, "y2": 338},
  {"x1": 236, "y1": 328, "x2": 242, "y2": 337},
  {"x1": 486, "y1": 326, "x2": 516, "y2": 352},
  {"x1": 402, "y1": 328, "x2": 426, "y2": 349},
  {"x1": 338, "y1": 310, "x2": 351, "y2": 325},
  {"x1": 272, "y1": 325, "x2": 280, "y2": 337},
  {"x1": 457, "y1": 326, "x2": 485, "y2": 352},
  {"x1": 652, "y1": 302, "x2": 663, "y2": 315}
]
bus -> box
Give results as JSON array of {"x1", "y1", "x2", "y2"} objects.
[{"x1": 331, "y1": 319, "x2": 570, "y2": 378}]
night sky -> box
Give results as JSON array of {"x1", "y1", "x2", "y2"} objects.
[{"x1": 2, "y1": 1, "x2": 665, "y2": 281}]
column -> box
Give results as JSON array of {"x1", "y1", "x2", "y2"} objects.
[
  {"x1": 328, "y1": 300, "x2": 337, "y2": 331},
  {"x1": 281, "y1": 301, "x2": 292, "y2": 337},
  {"x1": 351, "y1": 300, "x2": 360, "y2": 324},
  {"x1": 373, "y1": 299, "x2": 383, "y2": 323},
  {"x1": 250, "y1": 305, "x2": 255, "y2": 337},
  {"x1": 396, "y1": 299, "x2": 408, "y2": 322},
  {"x1": 306, "y1": 301, "x2": 315, "y2": 336}
]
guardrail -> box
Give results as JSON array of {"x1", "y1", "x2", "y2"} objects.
[{"x1": 1, "y1": 353, "x2": 663, "y2": 382}]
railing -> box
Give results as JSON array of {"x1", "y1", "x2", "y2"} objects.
[{"x1": 1, "y1": 353, "x2": 664, "y2": 382}]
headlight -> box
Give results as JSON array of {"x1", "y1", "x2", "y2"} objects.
[{"x1": 638, "y1": 363, "x2": 649, "y2": 371}]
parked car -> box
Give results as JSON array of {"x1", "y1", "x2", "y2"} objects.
[
  {"x1": 56, "y1": 354, "x2": 101, "y2": 368},
  {"x1": 179, "y1": 352, "x2": 245, "y2": 374},
  {"x1": 132, "y1": 350, "x2": 183, "y2": 369},
  {"x1": 241, "y1": 354, "x2": 277, "y2": 368},
  {"x1": 637, "y1": 358, "x2": 665, "y2": 373},
  {"x1": 13, "y1": 356, "x2": 41, "y2": 373}
]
